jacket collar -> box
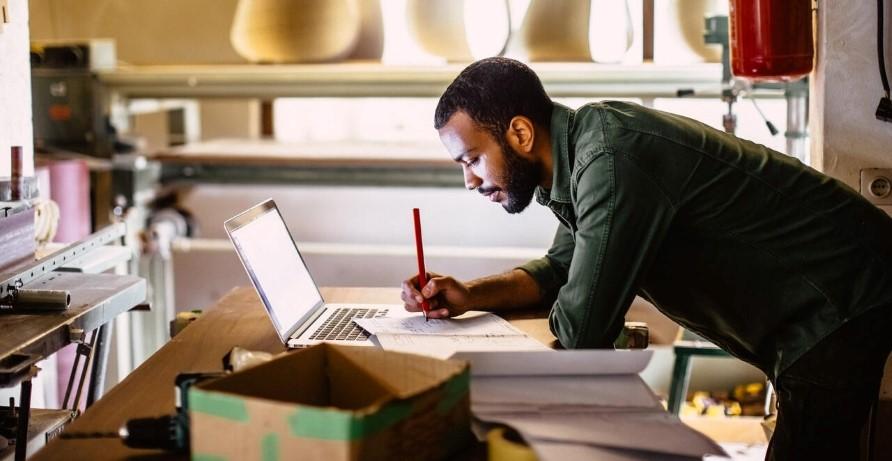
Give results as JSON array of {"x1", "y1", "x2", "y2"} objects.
[{"x1": 536, "y1": 102, "x2": 574, "y2": 206}]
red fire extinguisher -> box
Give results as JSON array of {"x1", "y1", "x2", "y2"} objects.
[{"x1": 729, "y1": 0, "x2": 815, "y2": 81}]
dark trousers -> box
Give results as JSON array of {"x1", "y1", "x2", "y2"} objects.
[{"x1": 767, "y1": 305, "x2": 892, "y2": 460}]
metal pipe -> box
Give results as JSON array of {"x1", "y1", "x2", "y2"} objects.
[
  {"x1": 15, "y1": 379, "x2": 32, "y2": 461},
  {"x1": 170, "y1": 237, "x2": 546, "y2": 260},
  {"x1": 72, "y1": 330, "x2": 99, "y2": 412},
  {"x1": 785, "y1": 82, "x2": 809, "y2": 163},
  {"x1": 13, "y1": 289, "x2": 71, "y2": 310},
  {"x1": 86, "y1": 324, "x2": 111, "y2": 407},
  {"x1": 62, "y1": 345, "x2": 82, "y2": 410}
]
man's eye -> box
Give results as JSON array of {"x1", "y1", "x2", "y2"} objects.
[{"x1": 466, "y1": 157, "x2": 480, "y2": 166}]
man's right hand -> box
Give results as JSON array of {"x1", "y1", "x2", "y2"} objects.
[{"x1": 400, "y1": 272, "x2": 472, "y2": 319}]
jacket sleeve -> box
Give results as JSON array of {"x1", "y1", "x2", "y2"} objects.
[
  {"x1": 516, "y1": 224, "x2": 575, "y2": 310},
  {"x1": 549, "y1": 152, "x2": 675, "y2": 348}
]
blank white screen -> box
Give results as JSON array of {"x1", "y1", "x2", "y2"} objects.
[{"x1": 230, "y1": 210, "x2": 322, "y2": 338}]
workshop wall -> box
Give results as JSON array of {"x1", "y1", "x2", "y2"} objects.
[
  {"x1": 811, "y1": 3, "x2": 892, "y2": 453},
  {"x1": 28, "y1": 0, "x2": 245, "y2": 65},
  {"x1": 811, "y1": 0, "x2": 892, "y2": 185},
  {"x1": 0, "y1": 0, "x2": 33, "y2": 177}
]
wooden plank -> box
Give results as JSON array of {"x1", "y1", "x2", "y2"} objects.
[{"x1": 32, "y1": 286, "x2": 551, "y2": 460}]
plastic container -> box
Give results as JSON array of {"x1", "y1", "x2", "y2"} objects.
[{"x1": 729, "y1": 0, "x2": 814, "y2": 81}]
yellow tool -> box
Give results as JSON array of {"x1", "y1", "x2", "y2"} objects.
[{"x1": 487, "y1": 427, "x2": 537, "y2": 461}]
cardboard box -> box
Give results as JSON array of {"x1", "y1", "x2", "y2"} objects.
[{"x1": 189, "y1": 344, "x2": 472, "y2": 461}]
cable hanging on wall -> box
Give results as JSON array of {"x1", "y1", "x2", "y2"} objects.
[{"x1": 877, "y1": 0, "x2": 892, "y2": 122}]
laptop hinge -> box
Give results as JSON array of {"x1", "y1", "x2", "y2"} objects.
[{"x1": 288, "y1": 301, "x2": 327, "y2": 341}]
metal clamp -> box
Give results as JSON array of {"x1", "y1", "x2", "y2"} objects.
[
  {"x1": 67, "y1": 327, "x2": 86, "y2": 343},
  {"x1": 0, "y1": 353, "x2": 41, "y2": 388}
]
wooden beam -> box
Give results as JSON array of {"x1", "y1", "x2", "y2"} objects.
[{"x1": 643, "y1": 0, "x2": 655, "y2": 62}]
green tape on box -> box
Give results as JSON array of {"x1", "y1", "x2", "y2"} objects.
[
  {"x1": 437, "y1": 370, "x2": 470, "y2": 414},
  {"x1": 261, "y1": 433, "x2": 279, "y2": 461},
  {"x1": 190, "y1": 389, "x2": 250, "y2": 422},
  {"x1": 193, "y1": 454, "x2": 227, "y2": 461},
  {"x1": 287, "y1": 401, "x2": 412, "y2": 440}
]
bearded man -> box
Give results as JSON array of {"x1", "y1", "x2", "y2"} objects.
[{"x1": 401, "y1": 57, "x2": 892, "y2": 460}]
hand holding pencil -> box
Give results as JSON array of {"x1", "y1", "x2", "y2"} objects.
[
  {"x1": 413, "y1": 208, "x2": 431, "y2": 321},
  {"x1": 401, "y1": 209, "x2": 472, "y2": 319}
]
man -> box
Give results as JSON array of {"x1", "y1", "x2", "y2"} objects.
[{"x1": 400, "y1": 57, "x2": 892, "y2": 459}]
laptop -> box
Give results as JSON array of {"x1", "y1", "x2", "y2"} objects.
[{"x1": 224, "y1": 199, "x2": 410, "y2": 348}]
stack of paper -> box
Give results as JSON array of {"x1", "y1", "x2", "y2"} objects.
[
  {"x1": 352, "y1": 311, "x2": 548, "y2": 359},
  {"x1": 454, "y1": 350, "x2": 727, "y2": 460}
]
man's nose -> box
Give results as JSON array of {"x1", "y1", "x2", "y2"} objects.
[{"x1": 463, "y1": 166, "x2": 482, "y2": 191}]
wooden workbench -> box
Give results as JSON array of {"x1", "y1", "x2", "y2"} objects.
[{"x1": 31, "y1": 286, "x2": 554, "y2": 460}]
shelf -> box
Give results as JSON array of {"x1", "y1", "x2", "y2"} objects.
[
  {"x1": 0, "y1": 272, "x2": 146, "y2": 364},
  {"x1": 98, "y1": 62, "x2": 726, "y2": 99},
  {"x1": 154, "y1": 138, "x2": 450, "y2": 167},
  {"x1": 0, "y1": 409, "x2": 75, "y2": 460},
  {"x1": 153, "y1": 138, "x2": 463, "y2": 187}
]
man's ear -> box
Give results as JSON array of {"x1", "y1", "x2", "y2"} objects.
[{"x1": 507, "y1": 116, "x2": 535, "y2": 154}]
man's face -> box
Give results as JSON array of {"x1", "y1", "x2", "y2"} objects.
[{"x1": 438, "y1": 112, "x2": 541, "y2": 214}]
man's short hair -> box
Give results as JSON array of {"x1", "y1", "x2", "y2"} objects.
[{"x1": 434, "y1": 57, "x2": 553, "y2": 141}]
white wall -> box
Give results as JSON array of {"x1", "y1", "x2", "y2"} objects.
[
  {"x1": 810, "y1": 1, "x2": 892, "y2": 447},
  {"x1": 0, "y1": 0, "x2": 34, "y2": 177},
  {"x1": 172, "y1": 184, "x2": 559, "y2": 311},
  {"x1": 0, "y1": 0, "x2": 48, "y2": 411},
  {"x1": 811, "y1": 0, "x2": 892, "y2": 184}
]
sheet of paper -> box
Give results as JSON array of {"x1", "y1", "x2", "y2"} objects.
[
  {"x1": 470, "y1": 375, "x2": 662, "y2": 410},
  {"x1": 532, "y1": 441, "x2": 704, "y2": 461},
  {"x1": 478, "y1": 411, "x2": 726, "y2": 459},
  {"x1": 353, "y1": 310, "x2": 524, "y2": 336},
  {"x1": 376, "y1": 333, "x2": 548, "y2": 359},
  {"x1": 451, "y1": 349, "x2": 653, "y2": 376}
]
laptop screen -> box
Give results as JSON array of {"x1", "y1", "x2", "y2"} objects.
[{"x1": 227, "y1": 201, "x2": 324, "y2": 341}]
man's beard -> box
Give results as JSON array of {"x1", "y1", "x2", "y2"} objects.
[{"x1": 496, "y1": 140, "x2": 542, "y2": 214}]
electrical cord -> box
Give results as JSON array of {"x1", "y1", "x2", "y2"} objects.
[
  {"x1": 880, "y1": 0, "x2": 890, "y2": 96},
  {"x1": 32, "y1": 198, "x2": 60, "y2": 248},
  {"x1": 877, "y1": 0, "x2": 892, "y2": 121},
  {"x1": 749, "y1": 97, "x2": 779, "y2": 136}
]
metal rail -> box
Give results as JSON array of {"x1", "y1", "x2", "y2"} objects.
[
  {"x1": 0, "y1": 223, "x2": 126, "y2": 300},
  {"x1": 98, "y1": 62, "x2": 737, "y2": 99}
]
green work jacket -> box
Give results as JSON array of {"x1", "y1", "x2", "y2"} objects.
[{"x1": 518, "y1": 101, "x2": 892, "y2": 379}]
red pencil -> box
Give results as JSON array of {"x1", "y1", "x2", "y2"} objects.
[{"x1": 413, "y1": 208, "x2": 430, "y2": 321}]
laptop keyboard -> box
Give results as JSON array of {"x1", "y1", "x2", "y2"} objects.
[{"x1": 308, "y1": 308, "x2": 388, "y2": 341}]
